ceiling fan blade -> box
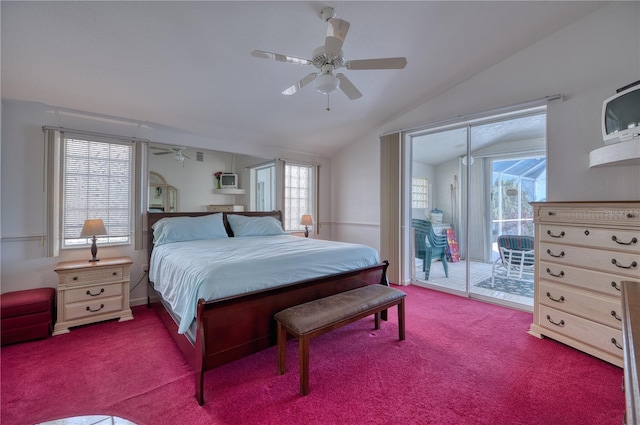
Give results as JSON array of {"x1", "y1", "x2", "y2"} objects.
[
  {"x1": 251, "y1": 50, "x2": 312, "y2": 66},
  {"x1": 324, "y1": 18, "x2": 350, "y2": 57},
  {"x1": 345, "y1": 57, "x2": 407, "y2": 70},
  {"x1": 336, "y1": 73, "x2": 362, "y2": 100},
  {"x1": 282, "y1": 73, "x2": 317, "y2": 96},
  {"x1": 153, "y1": 151, "x2": 172, "y2": 155}
]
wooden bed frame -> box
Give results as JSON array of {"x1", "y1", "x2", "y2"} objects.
[{"x1": 146, "y1": 211, "x2": 389, "y2": 405}]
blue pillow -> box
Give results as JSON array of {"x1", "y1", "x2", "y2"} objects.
[
  {"x1": 152, "y1": 214, "x2": 228, "y2": 245},
  {"x1": 227, "y1": 215, "x2": 284, "y2": 237}
]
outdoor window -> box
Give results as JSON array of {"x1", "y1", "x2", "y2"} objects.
[
  {"x1": 283, "y1": 162, "x2": 316, "y2": 232},
  {"x1": 412, "y1": 177, "x2": 429, "y2": 209},
  {"x1": 62, "y1": 137, "x2": 133, "y2": 248}
]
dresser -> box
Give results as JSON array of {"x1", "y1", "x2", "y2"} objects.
[
  {"x1": 528, "y1": 201, "x2": 640, "y2": 367},
  {"x1": 206, "y1": 204, "x2": 245, "y2": 212},
  {"x1": 53, "y1": 256, "x2": 133, "y2": 335}
]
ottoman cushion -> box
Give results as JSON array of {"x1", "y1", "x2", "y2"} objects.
[{"x1": 1, "y1": 288, "x2": 55, "y2": 318}]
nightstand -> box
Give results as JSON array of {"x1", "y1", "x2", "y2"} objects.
[{"x1": 53, "y1": 256, "x2": 133, "y2": 335}]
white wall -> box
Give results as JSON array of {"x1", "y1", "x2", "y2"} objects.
[
  {"x1": 330, "y1": 2, "x2": 640, "y2": 275},
  {"x1": 0, "y1": 100, "x2": 332, "y2": 304}
]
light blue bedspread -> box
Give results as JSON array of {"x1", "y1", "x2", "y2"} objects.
[{"x1": 149, "y1": 235, "x2": 380, "y2": 334}]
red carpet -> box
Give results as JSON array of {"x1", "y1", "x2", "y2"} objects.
[{"x1": 1, "y1": 285, "x2": 624, "y2": 424}]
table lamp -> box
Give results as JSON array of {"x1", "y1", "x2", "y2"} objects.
[
  {"x1": 300, "y1": 214, "x2": 313, "y2": 238},
  {"x1": 80, "y1": 219, "x2": 107, "y2": 262}
]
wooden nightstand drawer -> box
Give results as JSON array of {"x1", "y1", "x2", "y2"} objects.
[
  {"x1": 62, "y1": 267, "x2": 123, "y2": 286},
  {"x1": 65, "y1": 296, "x2": 124, "y2": 321},
  {"x1": 65, "y1": 282, "x2": 123, "y2": 303}
]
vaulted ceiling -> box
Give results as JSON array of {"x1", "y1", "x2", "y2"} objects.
[{"x1": 1, "y1": 1, "x2": 605, "y2": 157}]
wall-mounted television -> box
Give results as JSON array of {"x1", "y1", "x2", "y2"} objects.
[
  {"x1": 602, "y1": 81, "x2": 640, "y2": 145},
  {"x1": 220, "y1": 173, "x2": 238, "y2": 189}
]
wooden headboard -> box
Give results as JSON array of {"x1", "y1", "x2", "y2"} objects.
[{"x1": 147, "y1": 210, "x2": 283, "y2": 256}]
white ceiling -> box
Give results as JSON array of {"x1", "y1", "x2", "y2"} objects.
[{"x1": 1, "y1": 1, "x2": 605, "y2": 157}]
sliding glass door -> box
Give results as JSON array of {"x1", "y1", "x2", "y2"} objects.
[{"x1": 409, "y1": 108, "x2": 547, "y2": 310}]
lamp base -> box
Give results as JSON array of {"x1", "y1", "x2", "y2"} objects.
[{"x1": 88, "y1": 258, "x2": 100, "y2": 263}]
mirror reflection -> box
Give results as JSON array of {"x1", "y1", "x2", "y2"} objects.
[{"x1": 148, "y1": 144, "x2": 274, "y2": 213}]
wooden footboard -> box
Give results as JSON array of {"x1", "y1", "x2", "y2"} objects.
[{"x1": 150, "y1": 260, "x2": 389, "y2": 405}]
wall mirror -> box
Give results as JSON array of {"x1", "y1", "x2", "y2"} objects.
[
  {"x1": 148, "y1": 144, "x2": 274, "y2": 212},
  {"x1": 148, "y1": 171, "x2": 177, "y2": 212}
]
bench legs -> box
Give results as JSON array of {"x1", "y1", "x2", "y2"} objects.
[{"x1": 277, "y1": 298, "x2": 405, "y2": 396}]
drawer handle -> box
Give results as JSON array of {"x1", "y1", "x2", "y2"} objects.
[
  {"x1": 73, "y1": 276, "x2": 79, "y2": 281},
  {"x1": 611, "y1": 338, "x2": 623, "y2": 350},
  {"x1": 611, "y1": 310, "x2": 622, "y2": 321},
  {"x1": 611, "y1": 259, "x2": 638, "y2": 269},
  {"x1": 546, "y1": 292, "x2": 565, "y2": 303},
  {"x1": 546, "y1": 249, "x2": 565, "y2": 258},
  {"x1": 546, "y1": 314, "x2": 565, "y2": 327},
  {"x1": 628, "y1": 213, "x2": 637, "y2": 219},
  {"x1": 86, "y1": 304, "x2": 105, "y2": 313},
  {"x1": 86, "y1": 288, "x2": 105, "y2": 297},
  {"x1": 611, "y1": 235, "x2": 638, "y2": 246},
  {"x1": 112, "y1": 272, "x2": 118, "y2": 276},
  {"x1": 546, "y1": 268, "x2": 565, "y2": 278},
  {"x1": 546, "y1": 230, "x2": 565, "y2": 238},
  {"x1": 611, "y1": 281, "x2": 621, "y2": 291},
  {"x1": 547, "y1": 211, "x2": 556, "y2": 216}
]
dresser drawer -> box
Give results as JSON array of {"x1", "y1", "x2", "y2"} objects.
[
  {"x1": 540, "y1": 242, "x2": 640, "y2": 277},
  {"x1": 540, "y1": 260, "x2": 630, "y2": 297},
  {"x1": 65, "y1": 296, "x2": 124, "y2": 321},
  {"x1": 65, "y1": 282, "x2": 123, "y2": 303},
  {"x1": 539, "y1": 304, "x2": 623, "y2": 358},
  {"x1": 62, "y1": 267, "x2": 124, "y2": 286},
  {"x1": 540, "y1": 224, "x2": 640, "y2": 253},
  {"x1": 540, "y1": 281, "x2": 623, "y2": 329}
]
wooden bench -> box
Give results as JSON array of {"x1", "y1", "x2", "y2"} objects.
[{"x1": 274, "y1": 284, "x2": 406, "y2": 395}]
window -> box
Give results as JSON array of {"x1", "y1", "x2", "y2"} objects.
[
  {"x1": 412, "y1": 177, "x2": 429, "y2": 209},
  {"x1": 283, "y1": 163, "x2": 315, "y2": 232},
  {"x1": 62, "y1": 136, "x2": 133, "y2": 248},
  {"x1": 250, "y1": 162, "x2": 276, "y2": 211}
]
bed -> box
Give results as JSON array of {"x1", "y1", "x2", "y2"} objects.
[{"x1": 146, "y1": 211, "x2": 389, "y2": 405}]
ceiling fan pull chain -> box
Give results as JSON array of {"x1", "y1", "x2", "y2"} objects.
[{"x1": 326, "y1": 94, "x2": 331, "y2": 112}]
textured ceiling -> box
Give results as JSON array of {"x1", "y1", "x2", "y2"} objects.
[{"x1": 1, "y1": 1, "x2": 605, "y2": 157}]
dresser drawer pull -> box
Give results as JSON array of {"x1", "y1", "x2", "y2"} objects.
[
  {"x1": 86, "y1": 304, "x2": 105, "y2": 313},
  {"x1": 546, "y1": 292, "x2": 565, "y2": 303},
  {"x1": 73, "y1": 276, "x2": 79, "y2": 281},
  {"x1": 611, "y1": 310, "x2": 622, "y2": 321},
  {"x1": 611, "y1": 259, "x2": 638, "y2": 269},
  {"x1": 546, "y1": 230, "x2": 565, "y2": 238},
  {"x1": 612, "y1": 281, "x2": 621, "y2": 291},
  {"x1": 113, "y1": 271, "x2": 118, "y2": 276},
  {"x1": 611, "y1": 337, "x2": 623, "y2": 350},
  {"x1": 86, "y1": 288, "x2": 105, "y2": 297},
  {"x1": 628, "y1": 213, "x2": 637, "y2": 219},
  {"x1": 546, "y1": 314, "x2": 565, "y2": 326},
  {"x1": 545, "y1": 268, "x2": 564, "y2": 278},
  {"x1": 546, "y1": 249, "x2": 565, "y2": 258},
  {"x1": 547, "y1": 211, "x2": 556, "y2": 216},
  {"x1": 612, "y1": 235, "x2": 638, "y2": 246}
]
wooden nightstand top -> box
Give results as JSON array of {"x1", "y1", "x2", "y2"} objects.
[{"x1": 55, "y1": 256, "x2": 133, "y2": 272}]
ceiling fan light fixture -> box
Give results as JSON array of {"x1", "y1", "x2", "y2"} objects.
[
  {"x1": 174, "y1": 151, "x2": 185, "y2": 162},
  {"x1": 316, "y1": 72, "x2": 339, "y2": 94}
]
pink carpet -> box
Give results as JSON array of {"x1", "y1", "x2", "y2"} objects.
[{"x1": 1, "y1": 285, "x2": 624, "y2": 424}]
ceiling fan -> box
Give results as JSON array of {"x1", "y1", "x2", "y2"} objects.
[
  {"x1": 151, "y1": 146, "x2": 192, "y2": 163},
  {"x1": 251, "y1": 7, "x2": 407, "y2": 100}
]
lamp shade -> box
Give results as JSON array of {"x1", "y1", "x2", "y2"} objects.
[
  {"x1": 80, "y1": 219, "x2": 107, "y2": 238},
  {"x1": 315, "y1": 73, "x2": 339, "y2": 94},
  {"x1": 300, "y1": 214, "x2": 313, "y2": 226}
]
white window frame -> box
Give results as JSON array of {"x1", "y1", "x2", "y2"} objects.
[
  {"x1": 45, "y1": 128, "x2": 143, "y2": 256},
  {"x1": 412, "y1": 177, "x2": 429, "y2": 210},
  {"x1": 281, "y1": 161, "x2": 318, "y2": 233}
]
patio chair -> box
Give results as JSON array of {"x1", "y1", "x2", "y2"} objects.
[
  {"x1": 412, "y1": 219, "x2": 449, "y2": 280},
  {"x1": 491, "y1": 235, "x2": 535, "y2": 287}
]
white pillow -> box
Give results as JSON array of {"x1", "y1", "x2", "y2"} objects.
[
  {"x1": 152, "y1": 214, "x2": 228, "y2": 245},
  {"x1": 227, "y1": 215, "x2": 284, "y2": 237}
]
